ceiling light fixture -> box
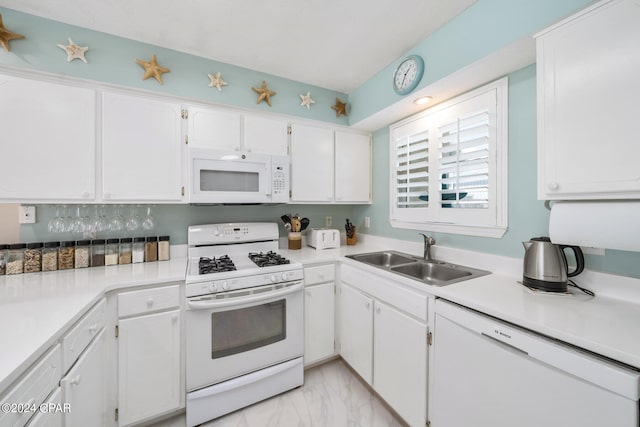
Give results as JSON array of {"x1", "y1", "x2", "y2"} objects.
[{"x1": 413, "y1": 96, "x2": 432, "y2": 105}]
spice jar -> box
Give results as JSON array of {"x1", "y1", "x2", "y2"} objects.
[
  {"x1": 7, "y1": 243, "x2": 26, "y2": 275},
  {"x1": 91, "y1": 239, "x2": 106, "y2": 267},
  {"x1": 58, "y1": 241, "x2": 75, "y2": 270},
  {"x1": 132, "y1": 237, "x2": 145, "y2": 263},
  {"x1": 0, "y1": 244, "x2": 7, "y2": 275},
  {"x1": 105, "y1": 239, "x2": 119, "y2": 266},
  {"x1": 75, "y1": 240, "x2": 90, "y2": 269},
  {"x1": 119, "y1": 238, "x2": 132, "y2": 265},
  {"x1": 24, "y1": 242, "x2": 43, "y2": 273},
  {"x1": 158, "y1": 236, "x2": 170, "y2": 261},
  {"x1": 145, "y1": 236, "x2": 158, "y2": 262},
  {"x1": 42, "y1": 242, "x2": 59, "y2": 272}
]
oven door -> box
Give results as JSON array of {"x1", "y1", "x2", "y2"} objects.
[
  {"x1": 189, "y1": 148, "x2": 272, "y2": 204},
  {"x1": 185, "y1": 281, "x2": 303, "y2": 391}
]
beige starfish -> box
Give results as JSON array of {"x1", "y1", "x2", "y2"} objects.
[
  {"x1": 135, "y1": 54, "x2": 170, "y2": 85},
  {"x1": 252, "y1": 81, "x2": 276, "y2": 107},
  {"x1": 331, "y1": 98, "x2": 348, "y2": 117},
  {"x1": 57, "y1": 38, "x2": 89, "y2": 63},
  {"x1": 0, "y1": 14, "x2": 25, "y2": 52},
  {"x1": 208, "y1": 72, "x2": 228, "y2": 91}
]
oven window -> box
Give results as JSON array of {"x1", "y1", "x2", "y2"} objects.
[
  {"x1": 200, "y1": 170, "x2": 260, "y2": 192},
  {"x1": 211, "y1": 300, "x2": 286, "y2": 359}
]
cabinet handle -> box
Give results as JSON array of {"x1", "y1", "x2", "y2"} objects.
[
  {"x1": 171, "y1": 314, "x2": 178, "y2": 323},
  {"x1": 70, "y1": 375, "x2": 81, "y2": 386},
  {"x1": 376, "y1": 306, "x2": 381, "y2": 314},
  {"x1": 146, "y1": 298, "x2": 154, "y2": 307},
  {"x1": 548, "y1": 182, "x2": 559, "y2": 191},
  {"x1": 365, "y1": 302, "x2": 371, "y2": 309},
  {"x1": 306, "y1": 290, "x2": 312, "y2": 296},
  {"x1": 88, "y1": 324, "x2": 98, "y2": 334}
]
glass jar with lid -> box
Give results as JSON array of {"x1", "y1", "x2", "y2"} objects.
[
  {"x1": 42, "y1": 242, "x2": 59, "y2": 271},
  {"x1": 75, "y1": 240, "x2": 90, "y2": 269},
  {"x1": 132, "y1": 237, "x2": 145, "y2": 263},
  {"x1": 105, "y1": 239, "x2": 119, "y2": 266},
  {"x1": 58, "y1": 241, "x2": 75, "y2": 270},
  {"x1": 145, "y1": 236, "x2": 158, "y2": 262},
  {"x1": 158, "y1": 236, "x2": 170, "y2": 261},
  {"x1": 24, "y1": 242, "x2": 43, "y2": 273},
  {"x1": 7, "y1": 243, "x2": 26, "y2": 275},
  {"x1": 0, "y1": 244, "x2": 7, "y2": 275},
  {"x1": 119, "y1": 238, "x2": 132, "y2": 265},
  {"x1": 91, "y1": 239, "x2": 106, "y2": 267}
]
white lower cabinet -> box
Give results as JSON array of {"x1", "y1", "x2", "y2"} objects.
[
  {"x1": 304, "y1": 264, "x2": 336, "y2": 366},
  {"x1": 61, "y1": 329, "x2": 107, "y2": 427},
  {"x1": 117, "y1": 285, "x2": 182, "y2": 426},
  {"x1": 26, "y1": 387, "x2": 63, "y2": 427},
  {"x1": 339, "y1": 264, "x2": 430, "y2": 427}
]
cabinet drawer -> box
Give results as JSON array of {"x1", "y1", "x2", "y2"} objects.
[
  {"x1": 62, "y1": 299, "x2": 106, "y2": 373},
  {"x1": 26, "y1": 388, "x2": 62, "y2": 427},
  {"x1": 0, "y1": 344, "x2": 62, "y2": 427},
  {"x1": 304, "y1": 264, "x2": 335, "y2": 286},
  {"x1": 118, "y1": 285, "x2": 180, "y2": 317}
]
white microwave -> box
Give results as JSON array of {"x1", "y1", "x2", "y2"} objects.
[{"x1": 188, "y1": 148, "x2": 289, "y2": 204}]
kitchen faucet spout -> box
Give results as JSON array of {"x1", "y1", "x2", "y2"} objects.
[{"x1": 419, "y1": 233, "x2": 436, "y2": 261}]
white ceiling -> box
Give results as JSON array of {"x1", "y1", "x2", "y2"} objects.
[{"x1": 0, "y1": 0, "x2": 476, "y2": 93}]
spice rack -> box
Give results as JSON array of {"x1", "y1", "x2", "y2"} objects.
[{"x1": 0, "y1": 236, "x2": 171, "y2": 276}]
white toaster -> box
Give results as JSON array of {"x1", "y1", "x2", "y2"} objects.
[{"x1": 307, "y1": 228, "x2": 340, "y2": 250}]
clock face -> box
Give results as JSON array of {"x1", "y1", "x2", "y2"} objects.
[{"x1": 393, "y1": 55, "x2": 424, "y2": 95}]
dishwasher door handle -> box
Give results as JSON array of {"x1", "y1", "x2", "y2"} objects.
[{"x1": 187, "y1": 282, "x2": 303, "y2": 310}]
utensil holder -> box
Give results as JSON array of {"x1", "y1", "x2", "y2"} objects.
[
  {"x1": 288, "y1": 232, "x2": 302, "y2": 250},
  {"x1": 346, "y1": 226, "x2": 357, "y2": 246}
]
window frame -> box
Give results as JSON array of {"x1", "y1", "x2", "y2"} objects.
[{"x1": 389, "y1": 78, "x2": 508, "y2": 238}]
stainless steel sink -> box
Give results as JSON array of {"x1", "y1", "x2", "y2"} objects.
[
  {"x1": 346, "y1": 250, "x2": 489, "y2": 286},
  {"x1": 348, "y1": 251, "x2": 416, "y2": 267}
]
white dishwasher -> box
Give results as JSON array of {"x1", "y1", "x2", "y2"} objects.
[{"x1": 432, "y1": 300, "x2": 640, "y2": 427}]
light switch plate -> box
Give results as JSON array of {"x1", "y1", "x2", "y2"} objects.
[{"x1": 19, "y1": 205, "x2": 36, "y2": 224}]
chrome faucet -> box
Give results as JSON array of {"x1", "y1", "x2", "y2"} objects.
[{"x1": 419, "y1": 233, "x2": 436, "y2": 261}]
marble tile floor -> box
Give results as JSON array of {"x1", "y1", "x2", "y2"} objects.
[{"x1": 157, "y1": 359, "x2": 406, "y2": 427}]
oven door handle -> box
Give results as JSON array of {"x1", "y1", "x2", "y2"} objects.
[{"x1": 187, "y1": 281, "x2": 303, "y2": 310}]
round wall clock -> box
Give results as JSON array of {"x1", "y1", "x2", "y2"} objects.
[{"x1": 393, "y1": 55, "x2": 425, "y2": 95}]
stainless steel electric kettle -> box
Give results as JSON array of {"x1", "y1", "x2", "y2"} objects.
[{"x1": 522, "y1": 237, "x2": 585, "y2": 292}]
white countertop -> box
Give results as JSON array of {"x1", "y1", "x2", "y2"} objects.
[{"x1": 2, "y1": 236, "x2": 639, "y2": 394}]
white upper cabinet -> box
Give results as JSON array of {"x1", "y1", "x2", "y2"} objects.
[
  {"x1": 102, "y1": 91, "x2": 184, "y2": 202},
  {"x1": 290, "y1": 124, "x2": 371, "y2": 204},
  {"x1": 187, "y1": 107, "x2": 288, "y2": 156},
  {"x1": 335, "y1": 131, "x2": 371, "y2": 203},
  {"x1": 0, "y1": 74, "x2": 96, "y2": 202},
  {"x1": 536, "y1": 0, "x2": 640, "y2": 200}
]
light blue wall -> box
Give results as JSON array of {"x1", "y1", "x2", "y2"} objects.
[
  {"x1": 0, "y1": 7, "x2": 348, "y2": 125},
  {"x1": 348, "y1": 0, "x2": 595, "y2": 124},
  {"x1": 353, "y1": 65, "x2": 640, "y2": 279}
]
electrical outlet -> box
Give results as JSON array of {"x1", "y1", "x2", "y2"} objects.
[
  {"x1": 325, "y1": 216, "x2": 332, "y2": 227},
  {"x1": 364, "y1": 217, "x2": 370, "y2": 228},
  {"x1": 18, "y1": 205, "x2": 36, "y2": 224}
]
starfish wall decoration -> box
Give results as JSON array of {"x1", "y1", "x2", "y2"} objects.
[
  {"x1": 252, "y1": 81, "x2": 276, "y2": 107},
  {"x1": 0, "y1": 14, "x2": 25, "y2": 52},
  {"x1": 135, "y1": 53, "x2": 170, "y2": 85},
  {"x1": 57, "y1": 38, "x2": 89, "y2": 63},
  {"x1": 299, "y1": 92, "x2": 315, "y2": 110},
  {"x1": 208, "y1": 72, "x2": 228, "y2": 92},
  {"x1": 331, "y1": 98, "x2": 348, "y2": 117}
]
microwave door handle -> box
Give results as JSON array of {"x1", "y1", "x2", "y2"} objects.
[{"x1": 187, "y1": 282, "x2": 303, "y2": 310}]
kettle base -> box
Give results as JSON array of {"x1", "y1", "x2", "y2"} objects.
[{"x1": 522, "y1": 276, "x2": 568, "y2": 293}]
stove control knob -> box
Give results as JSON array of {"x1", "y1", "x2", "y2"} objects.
[
  {"x1": 208, "y1": 283, "x2": 217, "y2": 293},
  {"x1": 281, "y1": 272, "x2": 289, "y2": 281},
  {"x1": 270, "y1": 274, "x2": 277, "y2": 283},
  {"x1": 221, "y1": 281, "x2": 230, "y2": 291}
]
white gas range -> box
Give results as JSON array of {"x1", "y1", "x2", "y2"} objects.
[{"x1": 184, "y1": 223, "x2": 304, "y2": 427}]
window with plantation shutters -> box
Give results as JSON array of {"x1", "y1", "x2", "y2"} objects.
[{"x1": 389, "y1": 78, "x2": 508, "y2": 238}]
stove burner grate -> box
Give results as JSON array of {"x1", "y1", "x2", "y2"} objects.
[
  {"x1": 248, "y1": 251, "x2": 291, "y2": 268},
  {"x1": 199, "y1": 255, "x2": 236, "y2": 274}
]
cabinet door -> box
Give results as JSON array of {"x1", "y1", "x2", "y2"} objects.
[
  {"x1": 537, "y1": 0, "x2": 640, "y2": 199},
  {"x1": 0, "y1": 74, "x2": 95, "y2": 201},
  {"x1": 338, "y1": 283, "x2": 373, "y2": 384},
  {"x1": 118, "y1": 309, "x2": 181, "y2": 426},
  {"x1": 102, "y1": 92, "x2": 183, "y2": 202},
  {"x1": 244, "y1": 114, "x2": 289, "y2": 156},
  {"x1": 373, "y1": 300, "x2": 427, "y2": 427},
  {"x1": 334, "y1": 131, "x2": 371, "y2": 203},
  {"x1": 290, "y1": 124, "x2": 334, "y2": 202},
  {"x1": 304, "y1": 282, "x2": 335, "y2": 366},
  {"x1": 187, "y1": 106, "x2": 241, "y2": 151},
  {"x1": 61, "y1": 329, "x2": 106, "y2": 427},
  {"x1": 26, "y1": 387, "x2": 62, "y2": 427}
]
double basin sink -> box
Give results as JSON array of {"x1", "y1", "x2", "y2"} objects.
[{"x1": 346, "y1": 250, "x2": 489, "y2": 286}]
